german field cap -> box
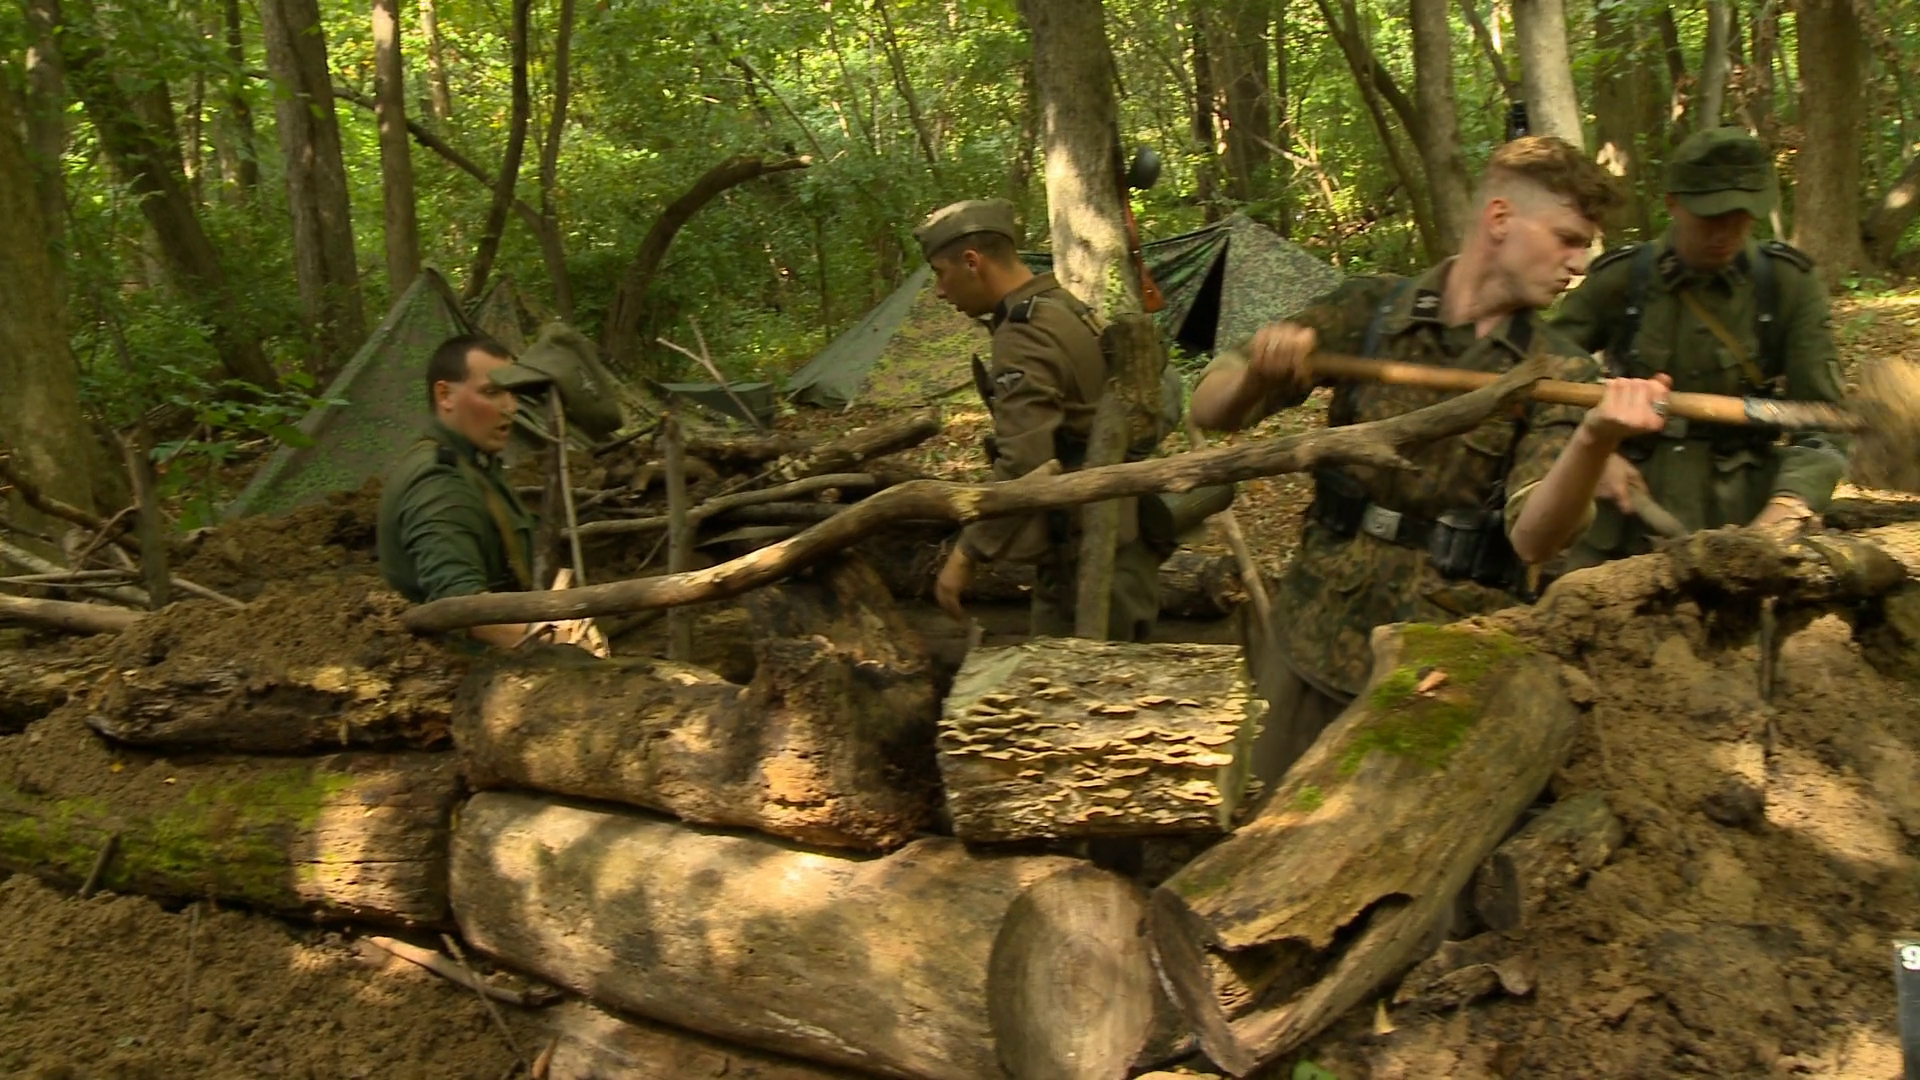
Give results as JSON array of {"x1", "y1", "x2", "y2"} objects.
[
  {"x1": 1666, "y1": 127, "x2": 1776, "y2": 218},
  {"x1": 914, "y1": 199, "x2": 1018, "y2": 261}
]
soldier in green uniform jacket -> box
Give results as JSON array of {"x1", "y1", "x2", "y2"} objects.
[
  {"x1": 377, "y1": 333, "x2": 559, "y2": 650},
  {"x1": 1191, "y1": 136, "x2": 1675, "y2": 779},
  {"x1": 1551, "y1": 127, "x2": 1849, "y2": 567},
  {"x1": 917, "y1": 198, "x2": 1163, "y2": 641}
]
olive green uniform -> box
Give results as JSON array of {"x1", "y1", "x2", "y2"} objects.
[
  {"x1": 377, "y1": 420, "x2": 539, "y2": 604},
  {"x1": 965, "y1": 271, "x2": 1162, "y2": 641},
  {"x1": 1202, "y1": 262, "x2": 1601, "y2": 771},
  {"x1": 1549, "y1": 128, "x2": 1848, "y2": 567}
]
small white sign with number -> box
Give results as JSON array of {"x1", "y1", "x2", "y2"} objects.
[{"x1": 1900, "y1": 942, "x2": 1920, "y2": 972}]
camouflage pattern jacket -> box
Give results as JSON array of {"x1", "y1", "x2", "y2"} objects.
[{"x1": 1202, "y1": 262, "x2": 1601, "y2": 696}]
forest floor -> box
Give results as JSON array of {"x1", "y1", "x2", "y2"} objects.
[{"x1": 3, "y1": 287, "x2": 1920, "y2": 1080}]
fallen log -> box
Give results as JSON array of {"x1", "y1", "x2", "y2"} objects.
[
  {"x1": 456, "y1": 556, "x2": 939, "y2": 850},
  {"x1": 0, "y1": 647, "x2": 107, "y2": 733},
  {"x1": 683, "y1": 430, "x2": 817, "y2": 465},
  {"x1": 1149, "y1": 622, "x2": 1581, "y2": 1076},
  {"x1": 542, "y1": 1001, "x2": 870, "y2": 1080},
  {"x1": 572, "y1": 473, "x2": 875, "y2": 538},
  {"x1": 1156, "y1": 550, "x2": 1247, "y2": 618},
  {"x1": 938, "y1": 640, "x2": 1257, "y2": 842},
  {"x1": 404, "y1": 357, "x2": 1548, "y2": 632},
  {"x1": 1470, "y1": 791, "x2": 1624, "y2": 933},
  {"x1": 0, "y1": 748, "x2": 457, "y2": 925},
  {"x1": 0, "y1": 593, "x2": 145, "y2": 635},
  {"x1": 453, "y1": 792, "x2": 1168, "y2": 1080},
  {"x1": 760, "y1": 410, "x2": 940, "y2": 485}
]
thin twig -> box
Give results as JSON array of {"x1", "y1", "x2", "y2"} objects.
[
  {"x1": 78, "y1": 832, "x2": 120, "y2": 899},
  {"x1": 655, "y1": 328, "x2": 768, "y2": 433},
  {"x1": 0, "y1": 570, "x2": 138, "y2": 586},
  {"x1": 441, "y1": 933, "x2": 523, "y2": 1061},
  {"x1": 552, "y1": 398, "x2": 588, "y2": 585},
  {"x1": 168, "y1": 576, "x2": 246, "y2": 610},
  {"x1": 570, "y1": 473, "x2": 876, "y2": 538},
  {"x1": 361, "y1": 935, "x2": 557, "y2": 1008}
]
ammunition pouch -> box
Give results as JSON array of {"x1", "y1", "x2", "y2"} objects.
[{"x1": 1309, "y1": 468, "x2": 1519, "y2": 590}]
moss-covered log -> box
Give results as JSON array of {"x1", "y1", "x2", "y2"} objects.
[
  {"x1": 0, "y1": 750, "x2": 457, "y2": 925},
  {"x1": 1149, "y1": 623, "x2": 1580, "y2": 1076},
  {"x1": 0, "y1": 648, "x2": 106, "y2": 734},
  {"x1": 456, "y1": 556, "x2": 939, "y2": 850},
  {"x1": 938, "y1": 640, "x2": 1258, "y2": 842},
  {"x1": 453, "y1": 792, "x2": 1168, "y2": 1080}
]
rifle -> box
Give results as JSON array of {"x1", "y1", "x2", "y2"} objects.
[{"x1": 1117, "y1": 142, "x2": 1166, "y2": 313}]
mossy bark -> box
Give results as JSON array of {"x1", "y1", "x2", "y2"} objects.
[
  {"x1": 1148, "y1": 622, "x2": 1580, "y2": 1076},
  {"x1": 0, "y1": 751, "x2": 456, "y2": 924}
]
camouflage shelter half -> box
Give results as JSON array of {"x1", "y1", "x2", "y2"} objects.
[
  {"x1": 782, "y1": 213, "x2": 1341, "y2": 409},
  {"x1": 225, "y1": 271, "x2": 618, "y2": 520}
]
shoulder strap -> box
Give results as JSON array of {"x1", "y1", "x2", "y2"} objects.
[
  {"x1": 441, "y1": 444, "x2": 534, "y2": 591},
  {"x1": 1361, "y1": 278, "x2": 1414, "y2": 358},
  {"x1": 1751, "y1": 242, "x2": 1782, "y2": 378},
  {"x1": 1606, "y1": 244, "x2": 1657, "y2": 376}
]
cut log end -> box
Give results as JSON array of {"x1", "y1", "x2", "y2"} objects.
[{"x1": 988, "y1": 864, "x2": 1165, "y2": 1080}]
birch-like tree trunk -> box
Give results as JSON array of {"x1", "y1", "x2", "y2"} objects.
[
  {"x1": 1409, "y1": 0, "x2": 1478, "y2": 250},
  {"x1": 418, "y1": 0, "x2": 453, "y2": 120},
  {"x1": 1511, "y1": 0, "x2": 1585, "y2": 147},
  {"x1": 373, "y1": 0, "x2": 422, "y2": 295}
]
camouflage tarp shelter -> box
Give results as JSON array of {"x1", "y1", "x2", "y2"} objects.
[
  {"x1": 782, "y1": 213, "x2": 1342, "y2": 410},
  {"x1": 224, "y1": 271, "x2": 600, "y2": 520}
]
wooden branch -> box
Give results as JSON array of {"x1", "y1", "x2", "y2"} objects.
[
  {"x1": 117, "y1": 429, "x2": 168, "y2": 609},
  {"x1": 572, "y1": 473, "x2": 876, "y2": 538},
  {"x1": 331, "y1": 85, "x2": 545, "y2": 233},
  {"x1": 0, "y1": 447, "x2": 141, "y2": 555},
  {"x1": 0, "y1": 594, "x2": 144, "y2": 635},
  {"x1": 362, "y1": 935, "x2": 559, "y2": 1008},
  {"x1": 601, "y1": 153, "x2": 812, "y2": 365},
  {"x1": 662, "y1": 415, "x2": 693, "y2": 662},
  {"x1": 1075, "y1": 383, "x2": 1128, "y2": 640},
  {"x1": 0, "y1": 539, "x2": 147, "y2": 608},
  {"x1": 463, "y1": 0, "x2": 532, "y2": 301},
  {"x1": 402, "y1": 358, "x2": 1547, "y2": 633},
  {"x1": 656, "y1": 328, "x2": 768, "y2": 433}
]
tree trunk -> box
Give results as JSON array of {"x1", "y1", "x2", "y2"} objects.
[
  {"x1": 1213, "y1": 0, "x2": 1273, "y2": 205},
  {"x1": 600, "y1": 154, "x2": 811, "y2": 365},
  {"x1": 260, "y1": 0, "x2": 367, "y2": 378},
  {"x1": 1746, "y1": 0, "x2": 1781, "y2": 142},
  {"x1": 1461, "y1": 0, "x2": 1519, "y2": 103},
  {"x1": 65, "y1": 2, "x2": 278, "y2": 390},
  {"x1": 0, "y1": 744, "x2": 458, "y2": 925},
  {"x1": 1191, "y1": 3, "x2": 1222, "y2": 222},
  {"x1": 543, "y1": 1002, "x2": 863, "y2": 1080},
  {"x1": 1657, "y1": 5, "x2": 1689, "y2": 139},
  {"x1": 0, "y1": 79, "x2": 99, "y2": 524},
  {"x1": 23, "y1": 0, "x2": 68, "y2": 310},
  {"x1": 1792, "y1": 0, "x2": 1869, "y2": 281},
  {"x1": 418, "y1": 0, "x2": 453, "y2": 120},
  {"x1": 1864, "y1": 149, "x2": 1920, "y2": 265},
  {"x1": 1017, "y1": 0, "x2": 1139, "y2": 320},
  {"x1": 1317, "y1": 0, "x2": 1442, "y2": 259},
  {"x1": 1409, "y1": 0, "x2": 1477, "y2": 251},
  {"x1": 218, "y1": 0, "x2": 259, "y2": 198},
  {"x1": 938, "y1": 639, "x2": 1255, "y2": 842},
  {"x1": 536, "y1": 0, "x2": 577, "y2": 320},
  {"x1": 1273, "y1": 0, "x2": 1295, "y2": 236},
  {"x1": 455, "y1": 557, "x2": 940, "y2": 851},
  {"x1": 1592, "y1": 1, "x2": 1652, "y2": 237},
  {"x1": 1149, "y1": 623, "x2": 1582, "y2": 1075},
  {"x1": 461, "y1": 0, "x2": 531, "y2": 303},
  {"x1": 1697, "y1": 0, "x2": 1733, "y2": 129},
  {"x1": 1510, "y1": 0, "x2": 1585, "y2": 148},
  {"x1": 1010, "y1": 57, "x2": 1039, "y2": 224},
  {"x1": 452, "y1": 791, "x2": 1168, "y2": 1080},
  {"x1": 373, "y1": 0, "x2": 421, "y2": 296},
  {"x1": 873, "y1": 0, "x2": 939, "y2": 168},
  {"x1": 1469, "y1": 791, "x2": 1624, "y2": 932}
]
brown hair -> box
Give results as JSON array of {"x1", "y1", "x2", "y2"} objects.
[{"x1": 1480, "y1": 136, "x2": 1623, "y2": 223}]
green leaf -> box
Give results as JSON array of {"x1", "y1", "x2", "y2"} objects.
[{"x1": 268, "y1": 424, "x2": 314, "y2": 448}]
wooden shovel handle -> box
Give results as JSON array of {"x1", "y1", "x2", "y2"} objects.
[
  {"x1": 1307, "y1": 353, "x2": 1757, "y2": 426},
  {"x1": 1307, "y1": 353, "x2": 1869, "y2": 432}
]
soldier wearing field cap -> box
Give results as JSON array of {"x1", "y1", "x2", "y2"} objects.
[
  {"x1": 915, "y1": 198, "x2": 1162, "y2": 641},
  {"x1": 1553, "y1": 126, "x2": 1849, "y2": 567}
]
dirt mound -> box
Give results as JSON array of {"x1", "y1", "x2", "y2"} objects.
[
  {"x1": 0, "y1": 874, "x2": 542, "y2": 1079},
  {"x1": 1297, "y1": 569, "x2": 1920, "y2": 1077},
  {"x1": 179, "y1": 482, "x2": 383, "y2": 597}
]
